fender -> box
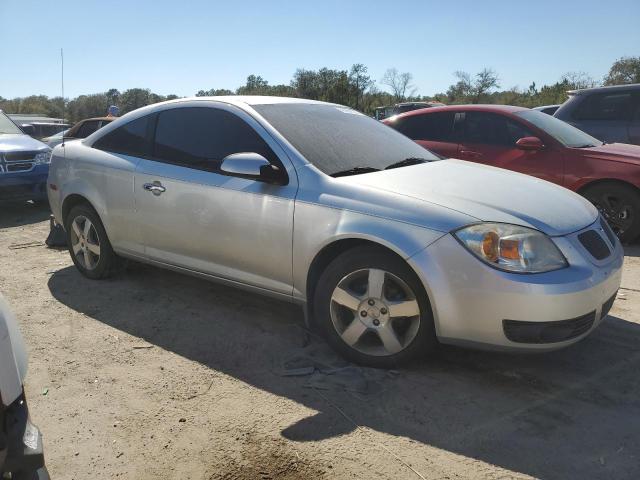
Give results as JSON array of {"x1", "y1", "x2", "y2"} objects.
[
  {"x1": 59, "y1": 177, "x2": 111, "y2": 233},
  {"x1": 0, "y1": 294, "x2": 28, "y2": 407},
  {"x1": 292, "y1": 202, "x2": 445, "y2": 300}
]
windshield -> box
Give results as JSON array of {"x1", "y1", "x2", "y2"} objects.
[
  {"x1": 253, "y1": 103, "x2": 439, "y2": 175},
  {"x1": 515, "y1": 110, "x2": 602, "y2": 148},
  {"x1": 0, "y1": 111, "x2": 24, "y2": 135}
]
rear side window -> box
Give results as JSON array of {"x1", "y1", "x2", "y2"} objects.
[
  {"x1": 394, "y1": 112, "x2": 455, "y2": 141},
  {"x1": 572, "y1": 92, "x2": 634, "y2": 121},
  {"x1": 93, "y1": 116, "x2": 151, "y2": 157},
  {"x1": 76, "y1": 120, "x2": 101, "y2": 139},
  {"x1": 152, "y1": 107, "x2": 277, "y2": 171},
  {"x1": 463, "y1": 112, "x2": 533, "y2": 146}
]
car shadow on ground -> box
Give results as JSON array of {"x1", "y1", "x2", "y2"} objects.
[
  {"x1": 48, "y1": 263, "x2": 640, "y2": 480},
  {"x1": 0, "y1": 201, "x2": 51, "y2": 228}
]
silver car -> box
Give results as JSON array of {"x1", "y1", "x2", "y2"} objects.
[{"x1": 47, "y1": 97, "x2": 623, "y2": 367}]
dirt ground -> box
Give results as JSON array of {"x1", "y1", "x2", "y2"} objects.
[{"x1": 1, "y1": 202, "x2": 639, "y2": 480}]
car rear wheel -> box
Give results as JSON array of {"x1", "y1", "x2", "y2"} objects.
[
  {"x1": 314, "y1": 246, "x2": 437, "y2": 368},
  {"x1": 582, "y1": 183, "x2": 640, "y2": 243},
  {"x1": 65, "y1": 204, "x2": 121, "y2": 279}
]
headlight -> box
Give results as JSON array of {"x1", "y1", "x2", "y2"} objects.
[
  {"x1": 453, "y1": 223, "x2": 568, "y2": 273},
  {"x1": 34, "y1": 150, "x2": 52, "y2": 164}
]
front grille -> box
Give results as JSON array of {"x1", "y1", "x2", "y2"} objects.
[
  {"x1": 601, "y1": 292, "x2": 617, "y2": 320},
  {"x1": 503, "y1": 311, "x2": 596, "y2": 344},
  {"x1": 3, "y1": 151, "x2": 38, "y2": 161},
  {"x1": 6, "y1": 162, "x2": 34, "y2": 172},
  {"x1": 578, "y1": 229, "x2": 610, "y2": 260},
  {"x1": 600, "y1": 217, "x2": 618, "y2": 247}
]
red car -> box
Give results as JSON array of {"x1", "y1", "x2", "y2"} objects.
[{"x1": 384, "y1": 105, "x2": 640, "y2": 242}]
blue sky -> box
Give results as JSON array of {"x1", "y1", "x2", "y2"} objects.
[{"x1": 1, "y1": 0, "x2": 638, "y2": 99}]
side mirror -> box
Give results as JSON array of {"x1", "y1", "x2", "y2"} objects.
[
  {"x1": 516, "y1": 136, "x2": 544, "y2": 151},
  {"x1": 20, "y1": 124, "x2": 36, "y2": 136},
  {"x1": 220, "y1": 152, "x2": 286, "y2": 185}
]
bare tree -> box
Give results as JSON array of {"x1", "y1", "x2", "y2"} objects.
[
  {"x1": 473, "y1": 68, "x2": 500, "y2": 102},
  {"x1": 561, "y1": 71, "x2": 597, "y2": 90},
  {"x1": 381, "y1": 68, "x2": 415, "y2": 102},
  {"x1": 446, "y1": 69, "x2": 499, "y2": 103},
  {"x1": 447, "y1": 71, "x2": 473, "y2": 102}
]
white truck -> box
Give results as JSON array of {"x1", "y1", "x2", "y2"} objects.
[{"x1": 0, "y1": 294, "x2": 48, "y2": 479}]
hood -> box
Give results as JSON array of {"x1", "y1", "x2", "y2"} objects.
[
  {"x1": 0, "y1": 133, "x2": 49, "y2": 153},
  {"x1": 0, "y1": 294, "x2": 28, "y2": 406},
  {"x1": 347, "y1": 159, "x2": 597, "y2": 236},
  {"x1": 572, "y1": 142, "x2": 640, "y2": 165}
]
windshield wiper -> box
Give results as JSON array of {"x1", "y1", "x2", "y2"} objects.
[
  {"x1": 384, "y1": 157, "x2": 428, "y2": 170},
  {"x1": 330, "y1": 166, "x2": 380, "y2": 177}
]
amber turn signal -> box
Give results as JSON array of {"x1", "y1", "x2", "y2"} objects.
[{"x1": 482, "y1": 231, "x2": 499, "y2": 262}]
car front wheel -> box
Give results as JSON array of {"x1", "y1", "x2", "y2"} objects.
[{"x1": 314, "y1": 246, "x2": 437, "y2": 368}]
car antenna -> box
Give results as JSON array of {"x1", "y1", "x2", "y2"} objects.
[{"x1": 60, "y1": 48, "x2": 65, "y2": 147}]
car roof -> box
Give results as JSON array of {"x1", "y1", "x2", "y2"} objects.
[
  {"x1": 396, "y1": 101, "x2": 443, "y2": 106},
  {"x1": 533, "y1": 104, "x2": 560, "y2": 110},
  {"x1": 78, "y1": 116, "x2": 114, "y2": 122},
  {"x1": 390, "y1": 104, "x2": 528, "y2": 120},
  {"x1": 160, "y1": 95, "x2": 336, "y2": 108},
  {"x1": 568, "y1": 83, "x2": 640, "y2": 95}
]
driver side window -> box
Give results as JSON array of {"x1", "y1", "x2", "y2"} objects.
[
  {"x1": 464, "y1": 112, "x2": 533, "y2": 146},
  {"x1": 151, "y1": 107, "x2": 278, "y2": 173}
]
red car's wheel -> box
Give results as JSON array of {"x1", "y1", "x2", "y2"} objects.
[{"x1": 583, "y1": 183, "x2": 640, "y2": 244}]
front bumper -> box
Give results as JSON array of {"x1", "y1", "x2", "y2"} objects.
[
  {"x1": 0, "y1": 165, "x2": 49, "y2": 202},
  {"x1": 409, "y1": 220, "x2": 624, "y2": 351},
  {"x1": 1, "y1": 393, "x2": 48, "y2": 478}
]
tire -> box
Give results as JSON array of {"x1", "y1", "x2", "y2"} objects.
[
  {"x1": 65, "y1": 204, "x2": 122, "y2": 279},
  {"x1": 313, "y1": 245, "x2": 437, "y2": 368},
  {"x1": 582, "y1": 183, "x2": 640, "y2": 244}
]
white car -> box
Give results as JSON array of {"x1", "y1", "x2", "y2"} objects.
[{"x1": 0, "y1": 294, "x2": 48, "y2": 479}]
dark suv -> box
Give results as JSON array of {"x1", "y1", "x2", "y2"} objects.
[{"x1": 554, "y1": 84, "x2": 640, "y2": 145}]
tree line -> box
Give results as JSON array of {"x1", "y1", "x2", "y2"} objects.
[{"x1": 1, "y1": 57, "x2": 637, "y2": 124}]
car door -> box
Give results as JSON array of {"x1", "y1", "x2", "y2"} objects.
[
  {"x1": 458, "y1": 111, "x2": 564, "y2": 185},
  {"x1": 90, "y1": 114, "x2": 153, "y2": 256},
  {"x1": 392, "y1": 111, "x2": 460, "y2": 158},
  {"x1": 134, "y1": 104, "x2": 297, "y2": 295},
  {"x1": 569, "y1": 91, "x2": 634, "y2": 144}
]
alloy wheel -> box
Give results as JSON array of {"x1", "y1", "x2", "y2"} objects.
[
  {"x1": 70, "y1": 215, "x2": 101, "y2": 270},
  {"x1": 591, "y1": 193, "x2": 634, "y2": 238},
  {"x1": 329, "y1": 268, "x2": 421, "y2": 357}
]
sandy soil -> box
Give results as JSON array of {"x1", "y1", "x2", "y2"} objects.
[{"x1": 1, "y1": 202, "x2": 640, "y2": 480}]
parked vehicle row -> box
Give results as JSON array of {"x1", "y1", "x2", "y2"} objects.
[
  {"x1": 0, "y1": 112, "x2": 115, "y2": 203},
  {"x1": 384, "y1": 103, "x2": 640, "y2": 243},
  {"x1": 374, "y1": 101, "x2": 444, "y2": 120},
  {"x1": 42, "y1": 117, "x2": 115, "y2": 148},
  {"x1": 48, "y1": 96, "x2": 623, "y2": 367}
]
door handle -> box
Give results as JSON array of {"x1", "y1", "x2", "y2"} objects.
[{"x1": 143, "y1": 182, "x2": 166, "y2": 196}]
